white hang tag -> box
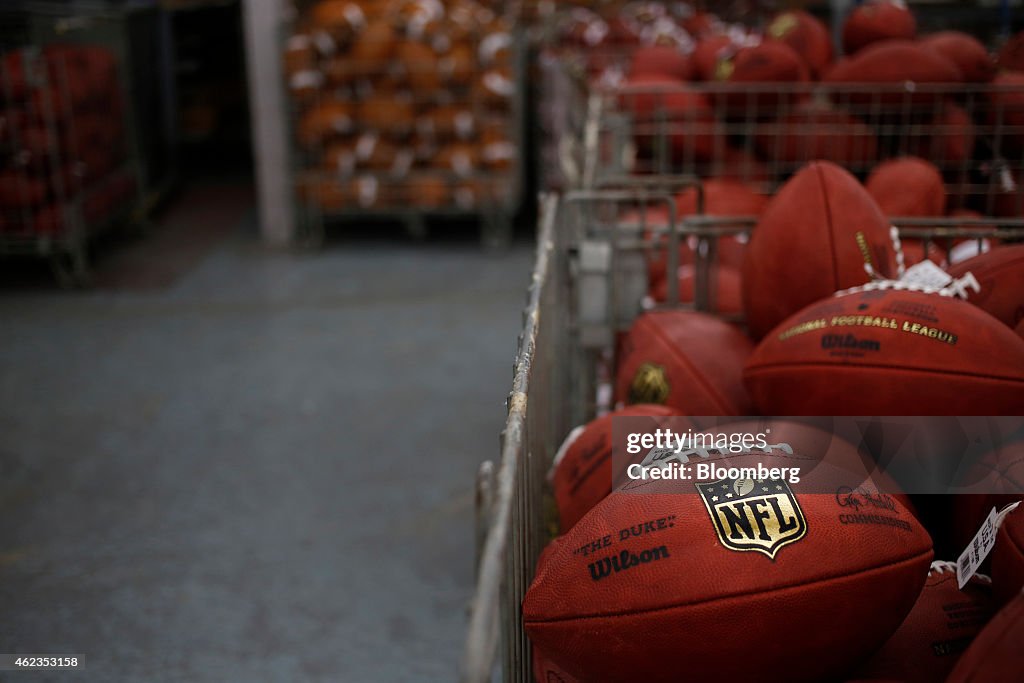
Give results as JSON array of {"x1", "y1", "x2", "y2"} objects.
[
  {"x1": 957, "y1": 507, "x2": 998, "y2": 589},
  {"x1": 899, "y1": 260, "x2": 954, "y2": 291},
  {"x1": 957, "y1": 502, "x2": 1020, "y2": 589}
]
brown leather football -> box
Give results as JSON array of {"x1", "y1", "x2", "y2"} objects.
[
  {"x1": 744, "y1": 287, "x2": 1024, "y2": 415},
  {"x1": 946, "y1": 590, "x2": 1024, "y2": 682},
  {"x1": 614, "y1": 310, "x2": 753, "y2": 414},
  {"x1": 853, "y1": 561, "x2": 994, "y2": 682},
  {"x1": 866, "y1": 157, "x2": 947, "y2": 217},
  {"x1": 741, "y1": 161, "x2": 897, "y2": 340},
  {"x1": 551, "y1": 405, "x2": 678, "y2": 533},
  {"x1": 524, "y1": 440, "x2": 932, "y2": 683},
  {"x1": 297, "y1": 101, "x2": 355, "y2": 148},
  {"x1": 842, "y1": 0, "x2": 917, "y2": 55},
  {"x1": 920, "y1": 31, "x2": 995, "y2": 83},
  {"x1": 947, "y1": 244, "x2": 1024, "y2": 330}
]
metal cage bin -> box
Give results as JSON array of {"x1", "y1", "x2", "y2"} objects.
[
  {"x1": 460, "y1": 185, "x2": 1024, "y2": 682},
  {"x1": 282, "y1": 5, "x2": 527, "y2": 247}
]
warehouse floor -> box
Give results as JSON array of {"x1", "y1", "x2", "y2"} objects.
[{"x1": 0, "y1": 182, "x2": 534, "y2": 681}]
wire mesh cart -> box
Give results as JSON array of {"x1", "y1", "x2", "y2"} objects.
[
  {"x1": 460, "y1": 178, "x2": 1024, "y2": 682},
  {"x1": 0, "y1": 4, "x2": 152, "y2": 286},
  {"x1": 282, "y1": 5, "x2": 527, "y2": 248}
]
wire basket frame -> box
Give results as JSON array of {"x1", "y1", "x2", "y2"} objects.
[
  {"x1": 461, "y1": 183, "x2": 1024, "y2": 683},
  {"x1": 0, "y1": 41, "x2": 140, "y2": 285},
  {"x1": 585, "y1": 79, "x2": 1024, "y2": 215},
  {"x1": 282, "y1": 16, "x2": 527, "y2": 246}
]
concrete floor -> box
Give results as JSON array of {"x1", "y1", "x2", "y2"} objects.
[{"x1": 0, "y1": 194, "x2": 534, "y2": 681}]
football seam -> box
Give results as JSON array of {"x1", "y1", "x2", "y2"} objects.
[
  {"x1": 814, "y1": 163, "x2": 843, "y2": 292},
  {"x1": 641, "y1": 315, "x2": 736, "y2": 414},
  {"x1": 525, "y1": 547, "x2": 933, "y2": 625},
  {"x1": 743, "y1": 360, "x2": 1024, "y2": 385}
]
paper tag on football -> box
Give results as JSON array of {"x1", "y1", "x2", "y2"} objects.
[
  {"x1": 899, "y1": 260, "x2": 953, "y2": 291},
  {"x1": 957, "y1": 507, "x2": 999, "y2": 589}
]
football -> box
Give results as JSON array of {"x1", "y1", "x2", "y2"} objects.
[
  {"x1": 403, "y1": 173, "x2": 449, "y2": 208},
  {"x1": 309, "y1": 0, "x2": 368, "y2": 43},
  {"x1": 825, "y1": 41, "x2": 962, "y2": 108},
  {"x1": 614, "y1": 310, "x2": 753, "y2": 414},
  {"x1": 765, "y1": 10, "x2": 833, "y2": 79},
  {"x1": 946, "y1": 590, "x2": 1024, "y2": 682},
  {"x1": 649, "y1": 264, "x2": 742, "y2": 314},
  {"x1": 691, "y1": 34, "x2": 735, "y2": 81},
  {"x1": 296, "y1": 100, "x2": 356, "y2": 147},
  {"x1": 629, "y1": 44, "x2": 693, "y2": 81},
  {"x1": 620, "y1": 74, "x2": 722, "y2": 162},
  {"x1": 680, "y1": 9, "x2": 721, "y2": 39},
  {"x1": 754, "y1": 100, "x2": 878, "y2": 170},
  {"x1": 842, "y1": 0, "x2": 917, "y2": 55},
  {"x1": 987, "y1": 71, "x2": 1024, "y2": 150},
  {"x1": 654, "y1": 178, "x2": 765, "y2": 276},
  {"x1": 396, "y1": 40, "x2": 441, "y2": 93},
  {"x1": 357, "y1": 135, "x2": 409, "y2": 173},
  {"x1": 433, "y1": 143, "x2": 479, "y2": 177},
  {"x1": 741, "y1": 161, "x2": 897, "y2": 340},
  {"x1": 919, "y1": 31, "x2": 996, "y2": 83},
  {"x1": 852, "y1": 561, "x2": 994, "y2": 683},
  {"x1": 913, "y1": 101, "x2": 975, "y2": 168},
  {"x1": 356, "y1": 93, "x2": 415, "y2": 136},
  {"x1": 997, "y1": 31, "x2": 1024, "y2": 71},
  {"x1": 674, "y1": 178, "x2": 768, "y2": 220},
  {"x1": 350, "y1": 18, "x2": 396, "y2": 64},
  {"x1": 523, "y1": 438, "x2": 932, "y2": 683},
  {"x1": 866, "y1": 157, "x2": 947, "y2": 217},
  {"x1": 947, "y1": 244, "x2": 1024, "y2": 329},
  {"x1": 714, "y1": 41, "x2": 809, "y2": 115},
  {"x1": 551, "y1": 405, "x2": 678, "y2": 532},
  {"x1": 637, "y1": 192, "x2": 756, "y2": 288},
  {"x1": 442, "y1": 42, "x2": 475, "y2": 87},
  {"x1": 743, "y1": 287, "x2": 1024, "y2": 415},
  {"x1": 283, "y1": 33, "x2": 316, "y2": 76},
  {"x1": 714, "y1": 145, "x2": 770, "y2": 184},
  {"x1": 992, "y1": 503, "x2": 1024, "y2": 607},
  {"x1": 530, "y1": 543, "x2": 586, "y2": 682},
  {"x1": 417, "y1": 105, "x2": 474, "y2": 141}
]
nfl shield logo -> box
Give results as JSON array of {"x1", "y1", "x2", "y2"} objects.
[{"x1": 696, "y1": 476, "x2": 808, "y2": 560}]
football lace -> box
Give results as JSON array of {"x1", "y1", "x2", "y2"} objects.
[
  {"x1": 835, "y1": 272, "x2": 980, "y2": 299},
  {"x1": 930, "y1": 560, "x2": 991, "y2": 583}
]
